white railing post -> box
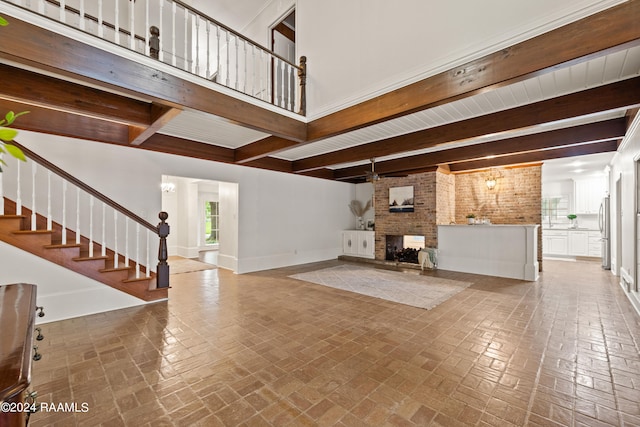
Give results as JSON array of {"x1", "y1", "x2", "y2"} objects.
[
  {"x1": 16, "y1": 160, "x2": 21, "y2": 216},
  {"x1": 234, "y1": 36, "x2": 239, "y2": 90},
  {"x1": 89, "y1": 196, "x2": 94, "y2": 257},
  {"x1": 61, "y1": 180, "x2": 67, "y2": 245},
  {"x1": 129, "y1": 0, "x2": 135, "y2": 50},
  {"x1": 205, "y1": 20, "x2": 210, "y2": 78},
  {"x1": 59, "y1": 0, "x2": 65, "y2": 23},
  {"x1": 183, "y1": 7, "x2": 188, "y2": 70},
  {"x1": 136, "y1": 223, "x2": 141, "y2": 278},
  {"x1": 195, "y1": 15, "x2": 200, "y2": 75},
  {"x1": 46, "y1": 170, "x2": 52, "y2": 230},
  {"x1": 79, "y1": 0, "x2": 85, "y2": 31},
  {"x1": 75, "y1": 187, "x2": 80, "y2": 244},
  {"x1": 225, "y1": 31, "x2": 230, "y2": 87},
  {"x1": 113, "y1": 209, "x2": 118, "y2": 268},
  {"x1": 145, "y1": 0, "x2": 150, "y2": 56},
  {"x1": 30, "y1": 162, "x2": 37, "y2": 230},
  {"x1": 98, "y1": 0, "x2": 103, "y2": 38},
  {"x1": 101, "y1": 203, "x2": 106, "y2": 256},
  {"x1": 171, "y1": 2, "x2": 176, "y2": 66},
  {"x1": 146, "y1": 229, "x2": 150, "y2": 277},
  {"x1": 125, "y1": 218, "x2": 130, "y2": 267},
  {"x1": 114, "y1": 0, "x2": 120, "y2": 45}
]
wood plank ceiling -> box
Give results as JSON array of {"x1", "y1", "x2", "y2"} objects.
[{"x1": 0, "y1": 1, "x2": 639, "y2": 182}]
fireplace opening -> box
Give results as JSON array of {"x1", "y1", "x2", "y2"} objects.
[{"x1": 385, "y1": 235, "x2": 425, "y2": 263}]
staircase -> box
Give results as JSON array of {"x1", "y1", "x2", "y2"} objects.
[{"x1": 0, "y1": 144, "x2": 168, "y2": 302}]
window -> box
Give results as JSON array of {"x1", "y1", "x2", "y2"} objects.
[{"x1": 204, "y1": 201, "x2": 219, "y2": 244}]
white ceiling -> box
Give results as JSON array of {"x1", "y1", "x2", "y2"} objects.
[{"x1": 542, "y1": 151, "x2": 615, "y2": 183}]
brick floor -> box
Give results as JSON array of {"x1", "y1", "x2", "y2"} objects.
[{"x1": 28, "y1": 259, "x2": 640, "y2": 426}]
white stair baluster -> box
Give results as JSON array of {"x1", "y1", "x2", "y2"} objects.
[
  {"x1": 101, "y1": 203, "x2": 106, "y2": 256},
  {"x1": 0, "y1": 153, "x2": 4, "y2": 215},
  {"x1": 79, "y1": 0, "x2": 85, "y2": 30},
  {"x1": 61, "y1": 180, "x2": 67, "y2": 245},
  {"x1": 59, "y1": 0, "x2": 65, "y2": 23},
  {"x1": 129, "y1": 0, "x2": 135, "y2": 49},
  {"x1": 195, "y1": 16, "x2": 200, "y2": 75},
  {"x1": 125, "y1": 218, "x2": 130, "y2": 267},
  {"x1": 144, "y1": 0, "x2": 149, "y2": 56},
  {"x1": 114, "y1": 0, "x2": 120, "y2": 45},
  {"x1": 46, "y1": 170, "x2": 52, "y2": 230},
  {"x1": 75, "y1": 187, "x2": 80, "y2": 244},
  {"x1": 280, "y1": 60, "x2": 286, "y2": 108},
  {"x1": 89, "y1": 196, "x2": 94, "y2": 257},
  {"x1": 136, "y1": 223, "x2": 141, "y2": 278},
  {"x1": 225, "y1": 31, "x2": 230, "y2": 87},
  {"x1": 205, "y1": 21, "x2": 210, "y2": 78},
  {"x1": 97, "y1": 0, "x2": 103, "y2": 38},
  {"x1": 183, "y1": 8, "x2": 188, "y2": 71},
  {"x1": 30, "y1": 162, "x2": 36, "y2": 231},
  {"x1": 234, "y1": 36, "x2": 239, "y2": 90},
  {"x1": 158, "y1": 0, "x2": 164, "y2": 62},
  {"x1": 171, "y1": 2, "x2": 176, "y2": 66},
  {"x1": 113, "y1": 210, "x2": 118, "y2": 268},
  {"x1": 243, "y1": 40, "x2": 247, "y2": 94},
  {"x1": 216, "y1": 26, "x2": 220, "y2": 82},
  {"x1": 146, "y1": 229, "x2": 150, "y2": 277},
  {"x1": 16, "y1": 160, "x2": 21, "y2": 216},
  {"x1": 251, "y1": 45, "x2": 256, "y2": 97}
]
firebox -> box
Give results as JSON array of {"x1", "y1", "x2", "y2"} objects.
[{"x1": 385, "y1": 235, "x2": 425, "y2": 263}]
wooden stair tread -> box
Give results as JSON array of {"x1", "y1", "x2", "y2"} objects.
[
  {"x1": 100, "y1": 266, "x2": 133, "y2": 273},
  {"x1": 0, "y1": 215, "x2": 25, "y2": 219},
  {"x1": 12, "y1": 229, "x2": 53, "y2": 235},
  {"x1": 44, "y1": 243, "x2": 82, "y2": 249},
  {"x1": 72, "y1": 255, "x2": 109, "y2": 262},
  {"x1": 122, "y1": 276, "x2": 154, "y2": 283}
]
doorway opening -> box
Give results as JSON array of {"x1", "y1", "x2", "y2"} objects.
[{"x1": 160, "y1": 175, "x2": 239, "y2": 272}]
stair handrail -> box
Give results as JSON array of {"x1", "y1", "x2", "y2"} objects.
[{"x1": 10, "y1": 140, "x2": 157, "y2": 234}]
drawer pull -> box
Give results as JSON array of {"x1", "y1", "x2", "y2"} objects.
[
  {"x1": 33, "y1": 345, "x2": 42, "y2": 361},
  {"x1": 35, "y1": 327, "x2": 44, "y2": 341}
]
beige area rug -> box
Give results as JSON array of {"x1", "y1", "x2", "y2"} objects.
[
  {"x1": 290, "y1": 264, "x2": 472, "y2": 310},
  {"x1": 169, "y1": 256, "x2": 217, "y2": 274}
]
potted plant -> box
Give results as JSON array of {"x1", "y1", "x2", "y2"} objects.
[
  {"x1": 567, "y1": 214, "x2": 577, "y2": 228},
  {"x1": 466, "y1": 213, "x2": 476, "y2": 225}
]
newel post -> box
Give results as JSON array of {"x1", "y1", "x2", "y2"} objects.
[
  {"x1": 157, "y1": 211, "x2": 170, "y2": 288},
  {"x1": 149, "y1": 26, "x2": 160, "y2": 60},
  {"x1": 298, "y1": 56, "x2": 307, "y2": 115}
]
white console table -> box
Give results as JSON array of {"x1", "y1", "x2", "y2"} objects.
[{"x1": 437, "y1": 224, "x2": 539, "y2": 281}]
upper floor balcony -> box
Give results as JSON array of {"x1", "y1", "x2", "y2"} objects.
[{"x1": 0, "y1": 0, "x2": 306, "y2": 116}]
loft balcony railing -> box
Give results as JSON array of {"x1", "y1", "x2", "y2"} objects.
[{"x1": 1, "y1": 0, "x2": 306, "y2": 114}]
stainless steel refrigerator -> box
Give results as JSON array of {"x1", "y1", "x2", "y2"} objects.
[{"x1": 599, "y1": 196, "x2": 611, "y2": 270}]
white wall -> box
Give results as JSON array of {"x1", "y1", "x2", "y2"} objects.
[
  {"x1": 14, "y1": 131, "x2": 354, "y2": 275},
  {"x1": 0, "y1": 241, "x2": 148, "y2": 324},
  {"x1": 295, "y1": 0, "x2": 625, "y2": 119},
  {"x1": 609, "y1": 115, "x2": 640, "y2": 311}
]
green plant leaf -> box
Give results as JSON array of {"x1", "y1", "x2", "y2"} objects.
[
  {"x1": 0, "y1": 158, "x2": 6, "y2": 167},
  {"x1": 0, "y1": 16, "x2": 8, "y2": 27},
  {"x1": 4, "y1": 111, "x2": 15, "y2": 124},
  {"x1": 4, "y1": 143, "x2": 25, "y2": 161},
  {"x1": 0, "y1": 128, "x2": 18, "y2": 142}
]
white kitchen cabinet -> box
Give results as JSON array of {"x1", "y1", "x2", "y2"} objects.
[
  {"x1": 574, "y1": 178, "x2": 606, "y2": 214},
  {"x1": 568, "y1": 231, "x2": 589, "y2": 256},
  {"x1": 588, "y1": 231, "x2": 602, "y2": 257},
  {"x1": 543, "y1": 230, "x2": 568, "y2": 255},
  {"x1": 342, "y1": 230, "x2": 375, "y2": 259}
]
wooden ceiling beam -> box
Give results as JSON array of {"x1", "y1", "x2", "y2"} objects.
[
  {"x1": 0, "y1": 64, "x2": 153, "y2": 127},
  {"x1": 129, "y1": 105, "x2": 182, "y2": 146},
  {"x1": 332, "y1": 119, "x2": 627, "y2": 180},
  {"x1": 137, "y1": 133, "x2": 236, "y2": 163},
  {"x1": 0, "y1": 16, "x2": 307, "y2": 142},
  {"x1": 307, "y1": 0, "x2": 640, "y2": 141},
  {"x1": 0, "y1": 99, "x2": 131, "y2": 144},
  {"x1": 235, "y1": 135, "x2": 298, "y2": 163},
  {"x1": 448, "y1": 139, "x2": 620, "y2": 172},
  {"x1": 295, "y1": 77, "x2": 640, "y2": 172}
]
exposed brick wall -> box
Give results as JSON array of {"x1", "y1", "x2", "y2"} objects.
[
  {"x1": 454, "y1": 165, "x2": 543, "y2": 268},
  {"x1": 373, "y1": 165, "x2": 542, "y2": 268},
  {"x1": 374, "y1": 169, "x2": 453, "y2": 260}
]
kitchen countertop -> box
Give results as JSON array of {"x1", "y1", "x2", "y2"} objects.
[{"x1": 542, "y1": 227, "x2": 599, "y2": 231}]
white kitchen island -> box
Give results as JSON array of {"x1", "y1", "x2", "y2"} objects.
[{"x1": 437, "y1": 224, "x2": 540, "y2": 281}]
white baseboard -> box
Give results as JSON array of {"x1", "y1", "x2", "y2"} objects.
[{"x1": 236, "y1": 248, "x2": 342, "y2": 274}]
